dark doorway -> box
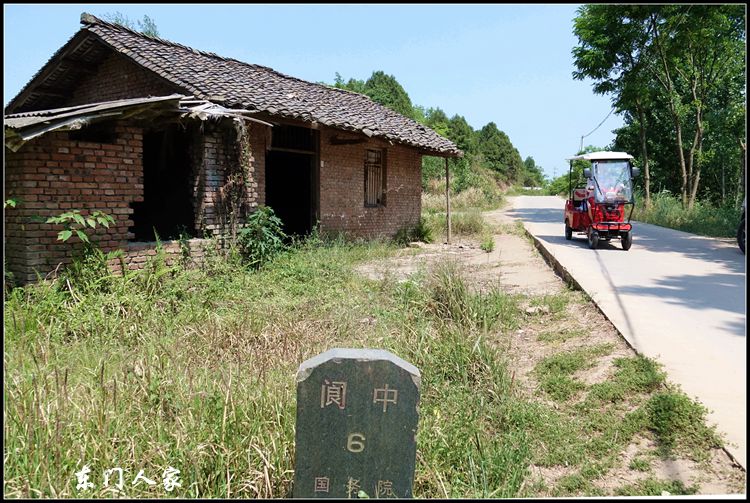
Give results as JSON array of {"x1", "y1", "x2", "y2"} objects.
[
  {"x1": 130, "y1": 124, "x2": 195, "y2": 241},
  {"x1": 266, "y1": 150, "x2": 314, "y2": 236},
  {"x1": 265, "y1": 125, "x2": 318, "y2": 236}
]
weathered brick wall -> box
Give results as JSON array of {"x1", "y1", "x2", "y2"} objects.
[
  {"x1": 4, "y1": 123, "x2": 143, "y2": 284},
  {"x1": 318, "y1": 128, "x2": 422, "y2": 238},
  {"x1": 65, "y1": 52, "x2": 179, "y2": 106},
  {"x1": 4, "y1": 116, "x2": 266, "y2": 284},
  {"x1": 248, "y1": 123, "x2": 269, "y2": 207},
  {"x1": 191, "y1": 120, "x2": 261, "y2": 240},
  {"x1": 4, "y1": 43, "x2": 428, "y2": 282},
  {"x1": 108, "y1": 238, "x2": 215, "y2": 274}
]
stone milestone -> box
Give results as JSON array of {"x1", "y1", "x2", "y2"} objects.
[{"x1": 293, "y1": 348, "x2": 421, "y2": 498}]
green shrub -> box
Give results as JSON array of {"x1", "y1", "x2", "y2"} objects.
[
  {"x1": 480, "y1": 234, "x2": 495, "y2": 252},
  {"x1": 646, "y1": 390, "x2": 722, "y2": 459},
  {"x1": 394, "y1": 217, "x2": 434, "y2": 245},
  {"x1": 452, "y1": 209, "x2": 486, "y2": 236},
  {"x1": 44, "y1": 209, "x2": 115, "y2": 244},
  {"x1": 632, "y1": 190, "x2": 742, "y2": 238},
  {"x1": 236, "y1": 206, "x2": 288, "y2": 268},
  {"x1": 57, "y1": 245, "x2": 123, "y2": 297}
]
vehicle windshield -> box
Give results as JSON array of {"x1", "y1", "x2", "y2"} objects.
[{"x1": 591, "y1": 160, "x2": 633, "y2": 203}]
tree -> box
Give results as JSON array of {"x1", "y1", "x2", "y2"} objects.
[
  {"x1": 523, "y1": 156, "x2": 545, "y2": 187},
  {"x1": 447, "y1": 114, "x2": 478, "y2": 156},
  {"x1": 333, "y1": 72, "x2": 366, "y2": 94},
  {"x1": 572, "y1": 4, "x2": 746, "y2": 209},
  {"x1": 103, "y1": 12, "x2": 160, "y2": 37},
  {"x1": 423, "y1": 107, "x2": 450, "y2": 137},
  {"x1": 332, "y1": 70, "x2": 416, "y2": 120},
  {"x1": 362, "y1": 71, "x2": 416, "y2": 119},
  {"x1": 573, "y1": 4, "x2": 655, "y2": 206},
  {"x1": 477, "y1": 122, "x2": 523, "y2": 182}
]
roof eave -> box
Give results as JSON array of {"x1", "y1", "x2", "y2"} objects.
[{"x1": 6, "y1": 30, "x2": 92, "y2": 114}]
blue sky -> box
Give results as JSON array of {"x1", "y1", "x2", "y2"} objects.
[{"x1": 3, "y1": 3, "x2": 624, "y2": 181}]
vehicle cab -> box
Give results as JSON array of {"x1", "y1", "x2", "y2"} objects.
[{"x1": 564, "y1": 151, "x2": 640, "y2": 250}]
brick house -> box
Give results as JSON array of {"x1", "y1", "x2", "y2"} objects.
[{"x1": 4, "y1": 13, "x2": 461, "y2": 284}]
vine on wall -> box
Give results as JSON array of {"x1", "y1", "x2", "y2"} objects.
[{"x1": 218, "y1": 118, "x2": 254, "y2": 247}]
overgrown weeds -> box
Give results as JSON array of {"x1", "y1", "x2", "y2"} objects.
[
  {"x1": 3, "y1": 234, "x2": 736, "y2": 498},
  {"x1": 632, "y1": 190, "x2": 742, "y2": 238},
  {"x1": 645, "y1": 389, "x2": 722, "y2": 461}
]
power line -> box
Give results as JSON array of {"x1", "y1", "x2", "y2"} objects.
[{"x1": 580, "y1": 107, "x2": 615, "y2": 152}]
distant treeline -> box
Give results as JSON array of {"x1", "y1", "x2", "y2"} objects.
[{"x1": 329, "y1": 71, "x2": 545, "y2": 191}]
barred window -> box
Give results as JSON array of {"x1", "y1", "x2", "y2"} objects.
[{"x1": 364, "y1": 149, "x2": 386, "y2": 207}]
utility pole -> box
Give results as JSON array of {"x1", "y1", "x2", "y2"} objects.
[{"x1": 445, "y1": 157, "x2": 451, "y2": 244}]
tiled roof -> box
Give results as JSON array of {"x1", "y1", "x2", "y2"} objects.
[{"x1": 44, "y1": 14, "x2": 459, "y2": 156}]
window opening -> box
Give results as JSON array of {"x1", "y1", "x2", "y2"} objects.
[
  {"x1": 69, "y1": 122, "x2": 117, "y2": 144},
  {"x1": 364, "y1": 149, "x2": 386, "y2": 207}
]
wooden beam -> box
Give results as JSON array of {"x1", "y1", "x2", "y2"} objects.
[
  {"x1": 60, "y1": 57, "x2": 100, "y2": 74},
  {"x1": 33, "y1": 87, "x2": 72, "y2": 99},
  {"x1": 329, "y1": 135, "x2": 367, "y2": 145},
  {"x1": 269, "y1": 146, "x2": 317, "y2": 156}
]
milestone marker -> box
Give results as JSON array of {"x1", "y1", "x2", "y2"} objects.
[{"x1": 293, "y1": 348, "x2": 421, "y2": 499}]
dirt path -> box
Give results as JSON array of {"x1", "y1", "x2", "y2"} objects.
[
  {"x1": 356, "y1": 208, "x2": 562, "y2": 296},
  {"x1": 355, "y1": 200, "x2": 746, "y2": 496}
]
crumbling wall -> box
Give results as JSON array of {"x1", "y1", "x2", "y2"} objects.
[{"x1": 4, "y1": 122, "x2": 143, "y2": 284}]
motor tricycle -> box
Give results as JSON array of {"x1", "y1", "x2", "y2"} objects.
[{"x1": 563, "y1": 152, "x2": 640, "y2": 250}]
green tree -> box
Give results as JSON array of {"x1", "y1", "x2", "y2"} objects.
[
  {"x1": 447, "y1": 114, "x2": 478, "y2": 156},
  {"x1": 573, "y1": 4, "x2": 655, "y2": 206},
  {"x1": 333, "y1": 72, "x2": 366, "y2": 94},
  {"x1": 522, "y1": 156, "x2": 545, "y2": 187},
  {"x1": 477, "y1": 122, "x2": 523, "y2": 182},
  {"x1": 572, "y1": 4, "x2": 746, "y2": 209},
  {"x1": 423, "y1": 107, "x2": 450, "y2": 137},
  {"x1": 103, "y1": 12, "x2": 160, "y2": 37},
  {"x1": 362, "y1": 71, "x2": 416, "y2": 119},
  {"x1": 332, "y1": 71, "x2": 416, "y2": 119}
]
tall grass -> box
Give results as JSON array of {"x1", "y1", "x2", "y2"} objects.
[
  {"x1": 632, "y1": 190, "x2": 742, "y2": 238},
  {"x1": 4, "y1": 236, "x2": 733, "y2": 498},
  {"x1": 421, "y1": 170, "x2": 504, "y2": 243},
  {"x1": 3, "y1": 238, "x2": 528, "y2": 498}
]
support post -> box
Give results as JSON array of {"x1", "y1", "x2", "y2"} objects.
[{"x1": 445, "y1": 157, "x2": 451, "y2": 244}]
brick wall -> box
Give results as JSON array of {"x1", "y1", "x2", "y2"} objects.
[
  {"x1": 191, "y1": 119, "x2": 261, "y2": 241},
  {"x1": 317, "y1": 127, "x2": 422, "y2": 238},
  {"x1": 4, "y1": 116, "x2": 265, "y2": 284},
  {"x1": 66, "y1": 52, "x2": 179, "y2": 106},
  {"x1": 108, "y1": 238, "x2": 215, "y2": 274},
  {"x1": 4, "y1": 123, "x2": 144, "y2": 284},
  {"x1": 248, "y1": 123, "x2": 269, "y2": 207}
]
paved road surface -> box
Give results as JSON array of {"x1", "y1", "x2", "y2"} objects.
[{"x1": 507, "y1": 195, "x2": 746, "y2": 468}]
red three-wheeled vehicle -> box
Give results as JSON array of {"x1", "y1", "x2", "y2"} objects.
[{"x1": 563, "y1": 152, "x2": 640, "y2": 250}]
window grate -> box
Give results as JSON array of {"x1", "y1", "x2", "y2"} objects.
[{"x1": 364, "y1": 149, "x2": 385, "y2": 207}]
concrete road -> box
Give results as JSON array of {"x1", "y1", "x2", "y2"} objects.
[{"x1": 506, "y1": 195, "x2": 746, "y2": 468}]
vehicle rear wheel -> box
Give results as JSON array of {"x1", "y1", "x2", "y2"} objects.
[
  {"x1": 587, "y1": 229, "x2": 599, "y2": 249},
  {"x1": 738, "y1": 213, "x2": 745, "y2": 254},
  {"x1": 621, "y1": 231, "x2": 632, "y2": 251},
  {"x1": 565, "y1": 222, "x2": 573, "y2": 240}
]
